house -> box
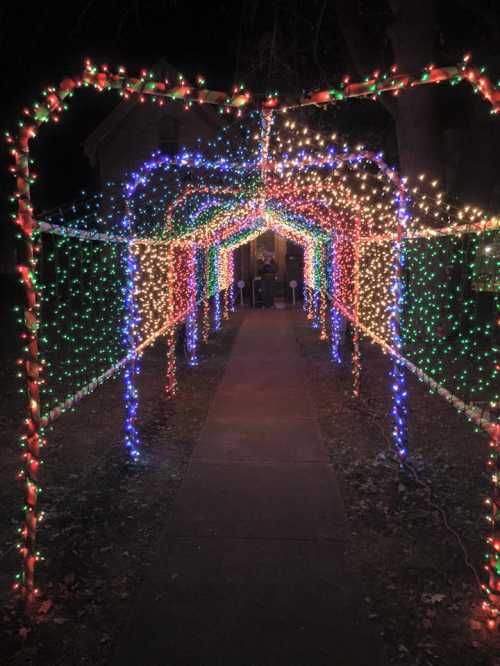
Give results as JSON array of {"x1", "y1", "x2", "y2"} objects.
[
  {"x1": 83, "y1": 60, "x2": 302, "y2": 296},
  {"x1": 83, "y1": 60, "x2": 222, "y2": 184}
]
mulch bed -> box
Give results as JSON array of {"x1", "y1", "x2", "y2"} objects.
[
  {"x1": 0, "y1": 312, "x2": 243, "y2": 665},
  {"x1": 294, "y1": 316, "x2": 499, "y2": 666}
]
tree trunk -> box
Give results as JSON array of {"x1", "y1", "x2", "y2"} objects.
[{"x1": 387, "y1": 0, "x2": 444, "y2": 183}]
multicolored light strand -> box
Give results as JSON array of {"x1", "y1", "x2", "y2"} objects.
[{"x1": 6, "y1": 59, "x2": 499, "y2": 626}]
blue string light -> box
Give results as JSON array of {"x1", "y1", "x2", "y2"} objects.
[
  {"x1": 329, "y1": 239, "x2": 342, "y2": 364},
  {"x1": 186, "y1": 251, "x2": 199, "y2": 367},
  {"x1": 123, "y1": 236, "x2": 141, "y2": 459},
  {"x1": 390, "y1": 190, "x2": 410, "y2": 462}
]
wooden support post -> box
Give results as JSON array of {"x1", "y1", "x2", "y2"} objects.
[
  {"x1": 352, "y1": 217, "x2": 361, "y2": 397},
  {"x1": 165, "y1": 326, "x2": 177, "y2": 398},
  {"x1": 14, "y1": 126, "x2": 42, "y2": 611},
  {"x1": 484, "y1": 429, "x2": 500, "y2": 629}
]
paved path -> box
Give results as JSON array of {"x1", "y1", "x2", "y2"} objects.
[{"x1": 114, "y1": 309, "x2": 385, "y2": 665}]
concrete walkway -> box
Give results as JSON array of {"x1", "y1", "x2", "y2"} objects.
[{"x1": 114, "y1": 309, "x2": 385, "y2": 665}]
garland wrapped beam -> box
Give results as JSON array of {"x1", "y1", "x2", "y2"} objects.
[{"x1": 7, "y1": 58, "x2": 499, "y2": 626}]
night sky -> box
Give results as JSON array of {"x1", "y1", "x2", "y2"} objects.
[{"x1": 1, "y1": 1, "x2": 499, "y2": 246}]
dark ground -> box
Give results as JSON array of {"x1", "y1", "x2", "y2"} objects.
[
  {"x1": 112, "y1": 308, "x2": 385, "y2": 666},
  {"x1": 0, "y1": 303, "x2": 243, "y2": 665},
  {"x1": 293, "y1": 317, "x2": 500, "y2": 665},
  {"x1": 0, "y1": 303, "x2": 499, "y2": 664}
]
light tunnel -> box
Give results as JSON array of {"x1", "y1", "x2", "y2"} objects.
[{"x1": 9, "y1": 65, "x2": 498, "y2": 617}]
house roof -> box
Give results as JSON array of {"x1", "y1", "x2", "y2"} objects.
[{"x1": 83, "y1": 58, "x2": 223, "y2": 165}]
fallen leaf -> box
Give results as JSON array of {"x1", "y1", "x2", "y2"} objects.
[
  {"x1": 18, "y1": 627, "x2": 30, "y2": 639},
  {"x1": 38, "y1": 599, "x2": 53, "y2": 615},
  {"x1": 421, "y1": 593, "x2": 446, "y2": 605}
]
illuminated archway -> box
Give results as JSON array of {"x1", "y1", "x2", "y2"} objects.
[{"x1": 7, "y1": 59, "x2": 499, "y2": 625}]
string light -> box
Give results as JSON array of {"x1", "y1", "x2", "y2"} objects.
[
  {"x1": 124, "y1": 230, "x2": 140, "y2": 458},
  {"x1": 212, "y1": 247, "x2": 222, "y2": 333},
  {"x1": 186, "y1": 249, "x2": 199, "y2": 367},
  {"x1": 329, "y1": 238, "x2": 343, "y2": 364},
  {"x1": 7, "y1": 59, "x2": 499, "y2": 623}
]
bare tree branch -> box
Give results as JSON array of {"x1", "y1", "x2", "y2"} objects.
[
  {"x1": 336, "y1": 0, "x2": 397, "y2": 118},
  {"x1": 69, "y1": 0, "x2": 98, "y2": 38}
]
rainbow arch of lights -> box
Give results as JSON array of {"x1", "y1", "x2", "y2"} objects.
[{"x1": 7, "y1": 63, "x2": 499, "y2": 626}]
